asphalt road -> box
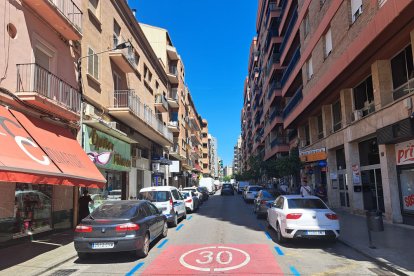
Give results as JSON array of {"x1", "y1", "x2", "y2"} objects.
[{"x1": 45, "y1": 191, "x2": 396, "y2": 276}]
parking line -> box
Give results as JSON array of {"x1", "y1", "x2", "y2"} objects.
[
  {"x1": 187, "y1": 215, "x2": 193, "y2": 220},
  {"x1": 176, "y1": 224, "x2": 184, "y2": 231},
  {"x1": 157, "y1": 239, "x2": 169, "y2": 249},
  {"x1": 125, "y1": 262, "x2": 144, "y2": 276},
  {"x1": 274, "y1": 246, "x2": 284, "y2": 256},
  {"x1": 264, "y1": 231, "x2": 272, "y2": 240},
  {"x1": 290, "y1": 266, "x2": 300, "y2": 276}
]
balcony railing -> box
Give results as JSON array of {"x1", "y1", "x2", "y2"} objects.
[
  {"x1": 111, "y1": 90, "x2": 173, "y2": 142},
  {"x1": 113, "y1": 37, "x2": 136, "y2": 66},
  {"x1": 16, "y1": 63, "x2": 80, "y2": 113},
  {"x1": 393, "y1": 78, "x2": 414, "y2": 101},
  {"x1": 169, "y1": 65, "x2": 178, "y2": 75},
  {"x1": 265, "y1": 52, "x2": 281, "y2": 76},
  {"x1": 283, "y1": 87, "x2": 303, "y2": 118},
  {"x1": 155, "y1": 93, "x2": 168, "y2": 111},
  {"x1": 267, "y1": 81, "x2": 282, "y2": 99},
  {"x1": 269, "y1": 108, "x2": 282, "y2": 122},
  {"x1": 279, "y1": 9, "x2": 298, "y2": 57},
  {"x1": 170, "y1": 88, "x2": 179, "y2": 100},
  {"x1": 48, "y1": 0, "x2": 82, "y2": 32},
  {"x1": 280, "y1": 47, "x2": 300, "y2": 87},
  {"x1": 271, "y1": 136, "x2": 289, "y2": 148}
]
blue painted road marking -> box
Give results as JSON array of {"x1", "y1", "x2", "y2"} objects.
[
  {"x1": 125, "y1": 262, "x2": 144, "y2": 276},
  {"x1": 176, "y1": 224, "x2": 184, "y2": 231},
  {"x1": 157, "y1": 239, "x2": 169, "y2": 249},
  {"x1": 187, "y1": 215, "x2": 193, "y2": 220},
  {"x1": 274, "y1": 246, "x2": 284, "y2": 256},
  {"x1": 290, "y1": 266, "x2": 300, "y2": 276},
  {"x1": 265, "y1": 231, "x2": 272, "y2": 239}
]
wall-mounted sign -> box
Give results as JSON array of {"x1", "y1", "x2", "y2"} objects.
[
  {"x1": 352, "y1": 164, "x2": 361, "y2": 185},
  {"x1": 396, "y1": 140, "x2": 414, "y2": 166},
  {"x1": 83, "y1": 125, "x2": 131, "y2": 171},
  {"x1": 152, "y1": 163, "x2": 160, "y2": 171},
  {"x1": 169, "y1": 161, "x2": 180, "y2": 173},
  {"x1": 318, "y1": 160, "x2": 327, "y2": 167},
  {"x1": 299, "y1": 147, "x2": 327, "y2": 162}
]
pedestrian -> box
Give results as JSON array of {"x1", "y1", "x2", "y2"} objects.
[
  {"x1": 79, "y1": 190, "x2": 93, "y2": 222},
  {"x1": 315, "y1": 184, "x2": 327, "y2": 201},
  {"x1": 300, "y1": 180, "x2": 313, "y2": 196}
]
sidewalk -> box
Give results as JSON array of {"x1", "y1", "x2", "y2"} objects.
[
  {"x1": 336, "y1": 209, "x2": 414, "y2": 276},
  {"x1": 0, "y1": 230, "x2": 77, "y2": 276}
]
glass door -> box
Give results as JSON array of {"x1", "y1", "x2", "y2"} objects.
[
  {"x1": 361, "y1": 169, "x2": 384, "y2": 212},
  {"x1": 338, "y1": 172, "x2": 350, "y2": 207}
]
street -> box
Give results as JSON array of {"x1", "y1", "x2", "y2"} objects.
[{"x1": 41, "y1": 192, "x2": 396, "y2": 276}]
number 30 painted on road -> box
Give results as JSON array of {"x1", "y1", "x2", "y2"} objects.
[{"x1": 196, "y1": 250, "x2": 232, "y2": 265}]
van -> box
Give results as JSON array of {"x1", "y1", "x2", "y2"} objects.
[
  {"x1": 199, "y1": 177, "x2": 215, "y2": 195},
  {"x1": 138, "y1": 186, "x2": 186, "y2": 227}
]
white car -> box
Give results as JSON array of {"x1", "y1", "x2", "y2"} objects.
[
  {"x1": 180, "y1": 190, "x2": 199, "y2": 213},
  {"x1": 243, "y1": 186, "x2": 263, "y2": 202},
  {"x1": 183, "y1": 187, "x2": 203, "y2": 202},
  {"x1": 139, "y1": 186, "x2": 186, "y2": 227},
  {"x1": 267, "y1": 195, "x2": 340, "y2": 243}
]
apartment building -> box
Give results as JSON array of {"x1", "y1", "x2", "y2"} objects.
[
  {"x1": 233, "y1": 135, "x2": 242, "y2": 174},
  {"x1": 201, "y1": 119, "x2": 211, "y2": 176},
  {"x1": 241, "y1": 77, "x2": 252, "y2": 172},
  {"x1": 209, "y1": 134, "x2": 219, "y2": 178},
  {"x1": 187, "y1": 92, "x2": 203, "y2": 185},
  {"x1": 140, "y1": 24, "x2": 189, "y2": 188},
  {"x1": 79, "y1": 0, "x2": 175, "y2": 199},
  {"x1": 0, "y1": 0, "x2": 106, "y2": 243},
  {"x1": 250, "y1": 0, "x2": 414, "y2": 225}
]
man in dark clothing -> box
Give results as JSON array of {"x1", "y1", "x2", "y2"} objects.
[{"x1": 79, "y1": 190, "x2": 93, "y2": 222}]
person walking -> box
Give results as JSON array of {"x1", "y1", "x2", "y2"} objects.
[
  {"x1": 79, "y1": 190, "x2": 93, "y2": 222},
  {"x1": 300, "y1": 180, "x2": 313, "y2": 196}
]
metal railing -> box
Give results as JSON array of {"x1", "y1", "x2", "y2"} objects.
[
  {"x1": 48, "y1": 0, "x2": 82, "y2": 32},
  {"x1": 169, "y1": 65, "x2": 178, "y2": 75},
  {"x1": 279, "y1": 9, "x2": 298, "y2": 57},
  {"x1": 269, "y1": 108, "x2": 283, "y2": 122},
  {"x1": 271, "y1": 136, "x2": 289, "y2": 148},
  {"x1": 169, "y1": 88, "x2": 179, "y2": 101},
  {"x1": 16, "y1": 63, "x2": 81, "y2": 113},
  {"x1": 111, "y1": 90, "x2": 173, "y2": 142},
  {"x1": 170, "y1": 143, "x2": 179, "y2": 154},
  {"x1": 267, "y1": 81, "x2": 282, "y2": 99},
  {"x1": 283, "y1": 87, "x2": 303, "y2": 118},
  {"x1": 155, "y1": 94, "x2": 168, "y2": 110},
  {"x1": 266, "y1": 51, "x2": 281, "y2": 76},
  {"x1": 280, "y1": 47, "x2": 300, "y2": 86}
]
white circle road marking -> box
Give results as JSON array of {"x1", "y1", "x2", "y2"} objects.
[{"x1": 179, "y1": 246, "x2": 251, "y2": 272}]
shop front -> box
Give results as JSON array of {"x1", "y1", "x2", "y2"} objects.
[
  {"x1": 83, "y1": 125, "x2": 131, "y2": 202},
  {"x1": 300, "y1": 147, "x2": 328, "y2": 200},
  {"x1": 0, "y1": 106, "x2": 106, "y2": 243},
  {"x1": 395, "y1": 140, "x2": 414, "y2": 225},
  {"x1": 151, "y1": 156, "x2": 172, "y2": 186}
]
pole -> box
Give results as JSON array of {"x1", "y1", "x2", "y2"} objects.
[{"x1": 367, "y1": 227, "x2": 376, "y2": 249}]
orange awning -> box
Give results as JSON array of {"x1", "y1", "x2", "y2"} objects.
[{"x1": 0, "y1": 105, "x2": 106, "y2": 188}]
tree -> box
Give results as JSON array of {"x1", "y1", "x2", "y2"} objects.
[
  {"x1": 223, "y1": 175, "x2": 231, "y2": 182},
  {"x1": 262, "y1": 147, "x2": 302, "y2": 178}
]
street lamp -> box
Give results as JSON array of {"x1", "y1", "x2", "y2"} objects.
[{"x1": 77, "y1": 41, "x2": 132, "y2": 148}]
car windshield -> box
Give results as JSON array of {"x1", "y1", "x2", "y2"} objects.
[
  {"x1": 181, "y1": 191, "x2": 191, "y2": 198},
  {"x1": 138, "y1": 191, "x2": 171, "y2": 202},
  {"x1": 287, "y1": 198, "x2": 328, "y2": 209},
  {"x1": 92, "y1": 203, "x2": 137, "y2": 218},
  {"x1": 223, "y1": 184, "x2": 232, "y2": 189},
  {"x1": 249, "y1": 187, "x2": 262, "y2": 191}
]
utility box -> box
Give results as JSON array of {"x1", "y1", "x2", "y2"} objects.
[{"x1": 366, "y1": 210, "x2": 384, "y2": 232}]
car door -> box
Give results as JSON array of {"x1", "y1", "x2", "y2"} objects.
[
  {"x1": 147, "y1": 202, "x2": 163, "y2": 237},
  {"x1": 171, "y1": 189, "x2": 185, "y2": 216},
  {"x1": 275, "y1": 197, "x2": 285, "y2": 229},
  {"x1": 141, "y1": 203, "x2": 158, "y2": 240}
]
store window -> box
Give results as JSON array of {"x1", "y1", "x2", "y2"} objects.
[
  {"x1": 358, "y1": 138, "x2": 380, "y2": 166},
  {"x1": 398, "y1": 168, "x2": 414, "y2": 214}
]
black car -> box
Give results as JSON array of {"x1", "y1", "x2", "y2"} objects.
[
  {"x1": 197, "y1": 187, "x2": 210, "y2": 201},
  {"x1": 74, "y1": 200, "x2": 167, "y2": 260},
  {"x1": 221, "y1": 183, "x2": 234, "y2": 196}
]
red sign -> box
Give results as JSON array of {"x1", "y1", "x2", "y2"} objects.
[
  {"x1": 396, "y1": 140, "x2": 414, "y2": 165},
  {"x1": 142, "y1": 244, "x2": 282, "y2": 275},
  {"x1": 404, "y1": 194, "x2": 414, "y2": 208}
]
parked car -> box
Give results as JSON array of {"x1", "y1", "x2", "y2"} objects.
[
  {"x1": 243, "y1": 186, "x2": 263, "y2": 202},
  {"x1": 221, "y1": 183, "x2": 234, "y2": 196},
  {"x1": 183, "y1": 187, "x2": 203, "y2": 203},
  {"x1": 253, "y1": 190, "x2": 277, "y2": 218},
  {"x1": 237, "y1": 181, "x2": 250, "y2": 194},
  {"x1": 74, "y1": 200, "x2": 168, "y2": 260},
  {"x1": 197, "y1": 187, "x2": 210, "y2": 201},
  {"x1": 267, "y1": 195, "x2": 340, "y2": 243},
  {"x1": 180, "y1": 191, "x2": 199, "y2": 213},
  {"x1": 107, "y1": 189, "x2": 122, "y2": 200},
  {"x1": 138, "y1": 186, "x2": 186, "y2": 227}
]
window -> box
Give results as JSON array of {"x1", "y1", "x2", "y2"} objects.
[
  {"x1": 353, "y1": 76, "x2": 374, "y2": 116},
  {"x1": 332, "y1": 100, "x2": 342, "y2": 131},
  {"x1": 317, "y1": 113, "x2": 324, "y2": 139},
  {"x1": 171, "y1": 189, "x2": 181, "y2": 200},
  {"x1": 304, "y1": 123, "x2": 310, "y2": 146},
  {"x1": 351, "y1": 0, "x2": 363, "y2": 23},
  {"x1": 87, "y1": 47, "x2": 99, "y2": 79},
  {"x1": 146, "y1": 202, "x2": 159, "y2": 215},
  {"x1": 324, "y1": 27, "x2": 332, "y2": 57},
  {"x1": 307, "y1": 57, "x2": 313, "y2": 80},
  {"x1": 391, "y1": 45, "x2": 414, "y2": 100},
  {"x1": 89, "y1": 0, "x2": 100, "y2": 18},
  {"x1": 304, "y1": 13, "x2": 310, "y2": 37},
  {"x1": 113, "y1": 20, "x2": 121, "y2": 48},
  {"x1": 336, "y1": 148, "x2": 346, "y2": 170}
]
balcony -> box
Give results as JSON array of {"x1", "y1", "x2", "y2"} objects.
[
  {"x1": 168, "y1": 121, "x2": 180, "y2": 133},
  {"x1": 108, "y1": 90, "x2": 173, "y2": 147},
  {"x1": 271, "y1": 136, "x2": 289, "y2": 148},
  {"x1": 169, "y1": 142, "x2": 182, "y2": 159},
  {"x1": 280, "y1": 47, "x2": 300, "y2": 87},
  {"x1": 167, "y1": 45, "x2": 179, "y2": 60},
  {"x1": 267, "y1": 81, "x2": 282, "y2": 99},
  {"x1": 279, "y1": 9, "x2": 298, "y2": 58},
  {"x1": 16, "y1": 63, "x2": 80, "y2": 121},
  {"x1": 190, "y1": 116, "x2": 201, "y2": 131},
  {"x1": 154, "y1": 94, "x2": 168, "y2": 113},
  {"x1": 265, "y1": 52, "x2": 282, "y2": 77},
  {"x1": 22, "y1": 0, "x2": 82, "y2": 41},
  {"x1": 167, "y1": 65, "x2": 179, "y2": 84},
  {"x1": 167, "y1": 88, "x2": 179, "y2": 108},
  {"x1": 109, "y1": 38, "x2": 136, "y2": 73},
  {"x1": 283, "y1": 87, "x2": 303, "y2": 118}
]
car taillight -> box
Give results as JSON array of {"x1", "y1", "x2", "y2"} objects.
[
  {"x1": 75, "y1": 225, "x2": 92, "y2": 233},
  {"x1": 286, "y1": 213, "x2": 302, "y2": 219},
  {"x1": 185, "y1": 198, "x2": 192, "y2": 203},
  {"x1": 170, "y1": 197, "x2": 174, "y2": 211},
  {"x1": 325, "y1": 213, "x2": 338, "y2": 220},
  {"x1": 115, "y1": 223, "x2": 140, "y2": 232},
  {"x1": 260, "y1": 200, "x2": 267, "y2": 204}
]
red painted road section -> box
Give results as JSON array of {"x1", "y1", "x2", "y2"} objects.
[{"x1": 142, "y1": 244, "x2": 283, "y2": 275}]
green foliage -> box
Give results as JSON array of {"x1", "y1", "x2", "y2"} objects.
[
  {"x1": 223, "y1": 175, "x2": 232, "y2": 182},
  {"x1": 262, "y1": 147, "x2": 302, "y2": 178}
]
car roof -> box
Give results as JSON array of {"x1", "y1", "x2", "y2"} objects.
[
  {"x1": 140, "y1": 186, "x2": 177, "y2": 192},
  {"x1": 102, "y1": 200, "x2": 146, "y2": 205},
  {"x1": 281, "y1": 195, "x2": 321, "y2": 199}
]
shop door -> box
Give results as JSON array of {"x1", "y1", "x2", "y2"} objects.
[
  {"x1": 361, "y1": 169, "x2": 385, "y2": 212},
  {"x1": 338, "y1": 172, "x2": 350, "y2": 207}
]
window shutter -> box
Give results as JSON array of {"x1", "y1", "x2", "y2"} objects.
[
  {"x1": 87, "y1": 48, "x2": 94, "y2": 76},
  {"x1": 325, "y1": 28, "x2": 332, "y2": 56},
  {"x1": 351, "y1": 0, "x2": 362, "y2": 21}
]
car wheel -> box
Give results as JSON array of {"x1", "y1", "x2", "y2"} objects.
[
  {"x1": 77, "y1": 252, "x2": 89, "y2": 260},
  {"x1": 183, "y1": 211, "x2": 187, "y2": 220},
  {"x1": 170, "y1": 214, "x2": 178, "y2": 227},
  {"x1": 136, "y1": 233, "x2": 150, "y2": 258},
  {"x1": 276, "y1": 223, "x2": 286, "y2": 244},
  {"x1": 161, "y1": 222, "x2": 168, "y2": 238}
]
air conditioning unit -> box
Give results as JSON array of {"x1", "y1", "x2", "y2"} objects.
[
  {"x1": 108, "y1": 121, "x2": 120, "y2": 130},
  {"x1": 353, "y1": 110, "x2": 363, "y2": 122},
  {"x1": 84, "y1": 104, "x2": 95, "y2": 116}
]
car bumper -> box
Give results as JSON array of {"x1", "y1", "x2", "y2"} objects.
[
  {"x1": 164, "y1": 213, "x2": 177, "y2": 223},
  {"x1": 282, "y1": 225, "x2": 340, "y2": 239},
  {"x1": 74, "y1": 236, "x2": 144, "y2": 253},
  {"x1": 221, "y1": 190, "x2": 234, "y2": 195}
]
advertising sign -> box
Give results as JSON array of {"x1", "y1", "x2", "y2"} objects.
[
  {"x1": 352, "y1": 164, "x2": 361, "y2": 185},
  {"x1": 398, "y1": 169, "x2": 414, "y2": 212},
  {"x1": 299, "y1": 147, "x2": 327, "y2": 162},
  {"x1": 83, "y1": 125, "x2": 131, "y2": 171},
  {"x1": 396, "y1": 140, "x2": 414, "y2": 165},
  {"x1": 170, "y1": 161, "x2": 180, "y2": 173}
]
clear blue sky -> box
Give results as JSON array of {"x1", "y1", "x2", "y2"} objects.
[{"x1": 130, "y1": 0, "x2": 257, "y2": 166}]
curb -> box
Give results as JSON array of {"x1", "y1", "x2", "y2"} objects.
[
  {"x1": 338, "y1": 239, "x2": 409, "y2": 276},
  {"x1": 33, "y1": 253, "x2": 77, "y2": 276}
]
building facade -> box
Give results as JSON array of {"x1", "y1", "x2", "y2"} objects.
[
  {"x1": 209, "y1": 134, "x2": 219, "y2": 178},
  {"x1": 233, "y1": 135, "x2": 242, "y2": 174},
  {"x1": 201, "y1": 119, "x2": 211, "y2": 176}
]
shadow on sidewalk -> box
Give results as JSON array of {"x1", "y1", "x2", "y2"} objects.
[{"x1": 0, "y1": 230, "x2": 74, "y2": 271}]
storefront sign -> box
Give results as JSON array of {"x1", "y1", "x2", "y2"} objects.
[
  {"x1": 299, "y1": 147, "x2": 327, "y2": 162},
  {"x1": 169, "y1": 161, "x2": 180, "y2": 173},
  {"x1": 396, "y1": 140, "x2": 414, "y2": 165},
  {"x1": 398, "y1": 168, "x2": 414, "y2": 212},
  {"x1": 83, "y1": 125, "x2": 131, "y2": 171},
  {"x1": 352, "y1": 164, "x2": 361, "y2": 184}
]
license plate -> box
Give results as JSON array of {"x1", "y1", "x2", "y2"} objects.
[
  {"x1": 306, "y1": 230, "x2": 325, "y2": 235},
  {"x1": 92, "y1": 242, "x2": 114, "y2": 249}
]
